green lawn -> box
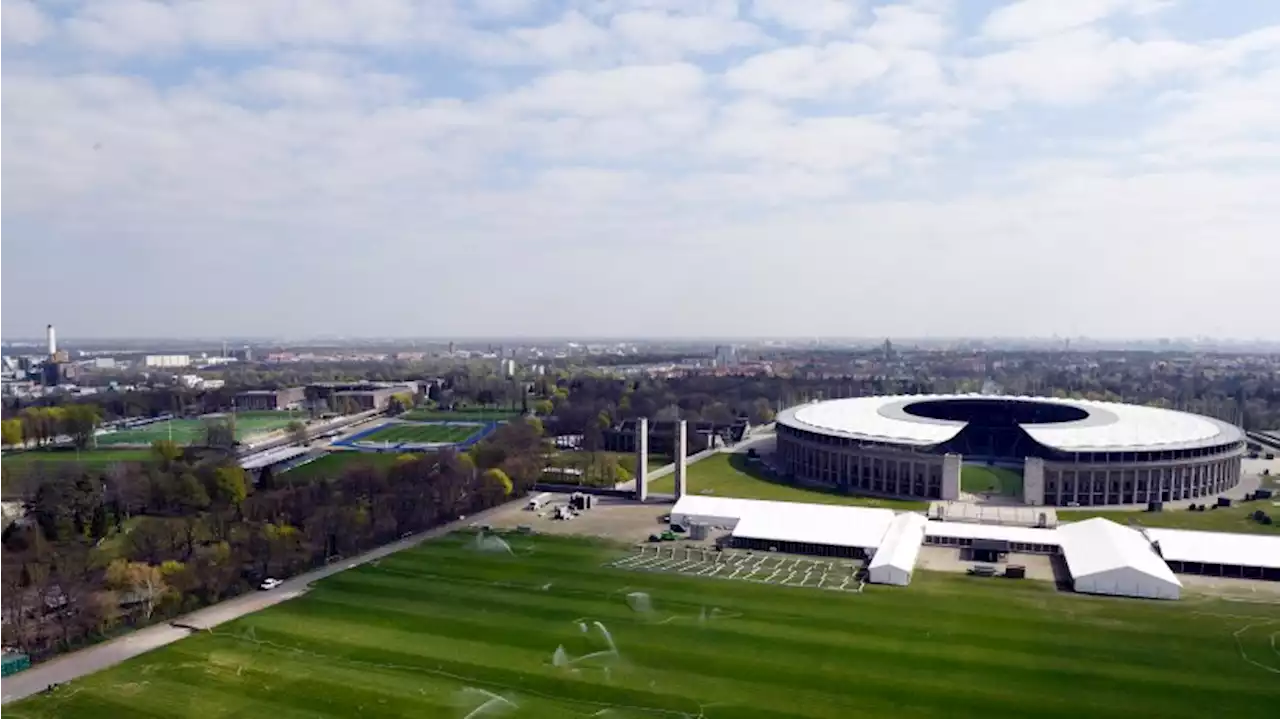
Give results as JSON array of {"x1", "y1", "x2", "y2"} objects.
[
  {"x1": 648, "y1": 453, "x2": 928, "y2": 510},
  {"x1": 354, "y1": 422, "x2": 483, "y2": 446},
  {"x1": 2, "y1": 447, "x2": 155, "y2": 471},
  {"x1": 961, "y1": 464, "x2": 1024, "y2": 497},
  {"x1": 278, "y1": 452, "x2": 403, "y2": 483},
  {"x1": 95, "y1": 412, "x2": 299, "y2": 447},
  {"x1": 401, "y1": 408, "x2": 519, "y2": 421},
  {"x1": 1059, "y1": 501, "x2": 1280, "y2": 534},
  {"x1": 10, "y1": 533, "x2": 1278, "y2": 719}
]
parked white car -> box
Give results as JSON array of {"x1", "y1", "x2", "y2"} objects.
[{"x1": 259, "y1": 578, "x2": 283, "y2": 591}]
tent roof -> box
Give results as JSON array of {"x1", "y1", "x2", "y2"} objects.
[
  {"x1": 869, "y1": 513, "x2": 928, "y2": 573},
  {"x1": 1057, "y1": 518, "x2": 1181, "y2": 587},
  {"x1": 1147, "y1": 528, "x2": 1280, "y2": 570},
  {"x1": 731, "y1": 502, "x2": 896, "y2": 549},
  {"x1": 924, "y1": 520, "x2": 1061, "y2": 545}
]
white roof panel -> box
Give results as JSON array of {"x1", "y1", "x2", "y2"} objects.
[
  {"x1": 730, "y1": 503, "x2": 896, "y2": 549},
  {"x1": 1057, "y1": 518, "x2": 1181, "y2": 587},
  {"x1": 924, "y1": 520, "x2": 1062, "y2": 546},
  {"x1": 777, "y1": 394, "x2": 1242, "y2": 452},
  {"x1": 869, "y1": 513, "x2": 928, "y2": 572},
  {"x1": 1147, "y1": 528, "x2": 1280, "y2": 570}
]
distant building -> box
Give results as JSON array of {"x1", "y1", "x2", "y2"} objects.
[
  {"x1": 332, "y1": 388, "x2": 400, "y2": 412},
  {"x1": 714, "y1": 345, "x2": 739, "y2": 369},
  {"x1": 235, "y1": 387, "x2": 306, "y2": 411},
  {"x1": 145, "y1": 354, "x2": 191, "y2": 368}
]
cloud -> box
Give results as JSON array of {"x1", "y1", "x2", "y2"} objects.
[
  {"x1": 2, "y1": 0, "x2": 52, "y2": 45},
  {"x1": 981, "y1": 0, "x2": 1170, "y2": 42},
  {"x1": 3, "y1": 1, "x2": 1280, "y2": 338},
  {"x1": 751, "y1": 0, "x2": 861, "y2": 34}
]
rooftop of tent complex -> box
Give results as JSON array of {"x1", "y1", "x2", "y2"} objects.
[{"x1": 669, "y1": 496, "x2": 1280, "y2": 598}]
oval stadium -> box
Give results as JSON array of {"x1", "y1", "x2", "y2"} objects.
[{"x1": 774, "y1": 395, "x2": 1246, "y2": 507}]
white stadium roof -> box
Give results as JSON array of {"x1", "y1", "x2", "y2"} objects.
[
  {"x1": 777, "y1": 394, "x2": 1242, "y2": 453},
  {"x1": 1147, "y1": 528, "x2": 1280, "y2": 570},
  {"x1": 1057, "y1": 518, "x2": 1182, "y2": 600}
]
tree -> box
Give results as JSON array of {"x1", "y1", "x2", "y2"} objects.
[
  {"x1": 203, "y1": 417, "x2": 236, "y2": 449},
  {"x1": 175, "y1": 473, "x2": 211, "y2": 512},
  {"x1": 483, "y1": 468, "x2": 513, "y2": 497},
  {"x1": 1, "y1": 418, "x2": 24, "y2": 448},
  {"x1": 212, "y1": 466, "x2": 248, "y2": 509},
  {"x1": 532, "y1": 399, "x2": 554, "y2": 417},
  {"x1": 287, "y1": 420, "x2": 308, "y2": 446},
  {"x1": 151, "y1": 439, "x2": 182, "y2": 465},
  {"x1": 387, "y1": 393, "x2": 414, "y2": 415},
  {"x1": 61, "y1": 404, "x2": 102, "y2": 449},
  {"x1": 105, "y1": 560, "x2": 167, "y2": 622}
]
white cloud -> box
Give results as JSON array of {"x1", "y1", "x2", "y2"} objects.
[
  {"x1": 498, "y1": 62, "x2": 706, "y2": 116},
  {"x1": 4, "y1": 1, "x2": 1280, "y2": 338},
  {"x1": 959, "y1": 29, "x2": 1203, "y2": 107},
  {"x1": 981, "y1": 0, "x2": 1170, "y2": 42},
  {"x1": 725, "y1": 44, "x2": 889, "y2": 99},
  {"x1": 2, "y1": 0, "x2": 51, "y2": 45},
  {"x1": 751, "y1": 0, "x2": 860, "y2": 35}
]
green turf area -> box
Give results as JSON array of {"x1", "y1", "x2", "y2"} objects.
[
  {"x1": 1059, "y1": 501, "x2": 1280, "y2": 534},
  {"x1": 94, "y1": 412, "x2": 300, "y2": 447},
  {"x1": 1, "y1": 448, "x2": 155, "y2": 469},
  {"x1": 401, "y1": 408, "x2": 519, "y2": 421},
  {"x1": 10, "y1": 533, "x2": 1278, "y2": 719},
  {"x1": 278, "y1": 452, "x2": 403, "y2": 483},
  {"x1": 961, "y1": 464, "x2": 1024, "y2": 497},
  {"x1": 355, "y1": 422, "x2": 483, "y2": 446},
  {"x1": 648, "y1": 453, "x2": 928, "y2": 510}
]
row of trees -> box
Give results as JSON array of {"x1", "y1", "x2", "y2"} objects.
[
  {"x1": 2, "y1": 405, "x2": 103, "y2": 450},
  {"x1": 1, "y1": 418, "x2": 547, "y2": 661}
]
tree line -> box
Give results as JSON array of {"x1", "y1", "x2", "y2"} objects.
[{"x1": 1, "y1": 418, "x2": 546, "y2": 662}]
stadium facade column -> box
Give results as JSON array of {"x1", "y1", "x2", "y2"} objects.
[
  {"x1": 673, "y1": 420, "x2": 688, "y2": 499},
  {"x1": 1023, "y1": 457, "x2": 1046, "y2": 505},
  {"x1": 635, "y1": 417, "x2": 649, "y2": 502},
  {"x1": 941, "y1": 453, "x2": 962, "y2": 500}
]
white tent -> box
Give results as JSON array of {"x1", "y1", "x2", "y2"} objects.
[
  {"x1": 867, "y1": 513, "x2": 928, "y2": 586},
  {"x1": 669, "y1": 495, "x2": 766, "y2": 529},
  {"x1": 1057, "y1": 518, "x2": 1181, "y2": 600}
]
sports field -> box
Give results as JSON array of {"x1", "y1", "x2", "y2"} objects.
[
  {"x1": 648, "y1": 453, "x2": 928, "y2": 510},
  {"x1": 0, "y1": 448, "x2": 154, "y2": 469},
  {"x1": 354, "y1": 422, "x2": 484, "y2": 446},
  {"x1": 401, "y1": 408, "x2": 520, "y2": 422},
  {"x1": 9, "y1": 533, "x2": 1278, "y2": 719},
  {"x1": 278, "y1": 452, "x2": 404, "y2": 483},
  {"x1": 961, "y1": 464, "x2": 1024, "y2": 497},
  {"x1": 95, "y1": 412, "x2": 299, "y2": 446}
]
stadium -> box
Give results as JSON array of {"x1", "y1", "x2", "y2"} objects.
[{"x1": 775, "y1": 395, "x2": 1246, "y2": 507}]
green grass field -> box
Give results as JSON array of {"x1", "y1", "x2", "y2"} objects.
[
  {"x1": 401, "y1": 408, "x2": 520, "y2": 421},
  {"x1": 3, "y1": 449, "x2": 156, "y2": 492},
  {"x1": 648, "y1": 453, "x2": 928, "y2": 510},
  {"x1": 961, "y1": 464, "x2": 1024, "y2": 497},
  {"x1": 10, "y1": 533, "x2": 1278, "y2": 719},
  {"x1": 278, "y1": 452, "x2": 403, "y2": 483},
  {"x1": 355, "y1": 422, "x2": 483, "y2": 446},
  {"x1": 95, "y1": 412, "x2": 300, "y2": 446}
]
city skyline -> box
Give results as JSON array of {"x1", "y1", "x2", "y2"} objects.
[{"x1": 4, "y1": 1, "x2": 1280, "y2": 339}]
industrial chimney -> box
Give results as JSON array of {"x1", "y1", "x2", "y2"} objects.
[{"x1": 47, "y1": 324, "x2": 57, "y2": 356}]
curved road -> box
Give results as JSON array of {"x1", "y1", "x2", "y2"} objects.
[{"x1": 1, "y1": 501, "x2": 517, "y2": 705}]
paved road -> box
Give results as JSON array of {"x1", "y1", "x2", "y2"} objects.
[{"x1": 0, "y1": 501, "x2": 517, "y2": 705}]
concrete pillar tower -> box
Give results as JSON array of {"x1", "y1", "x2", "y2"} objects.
[
  {"x1": 941, "y1": 453, "x2": 962, "y2": 500},
  {"x1": 673, "y1": 420, "x2": 688, "y2": 499},
  {"x1": 634, "y1": 417, "x2": 649, "y2": 502},
  {"x1": 1023, "y1": 457, "x2": 1045, "y2": 506}
]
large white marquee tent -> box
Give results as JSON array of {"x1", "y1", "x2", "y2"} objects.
[{"x1": 1057, "y1": 518, "x2": 1182, "y2": 600}]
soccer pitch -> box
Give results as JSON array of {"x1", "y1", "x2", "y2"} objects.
[
  {"x1": 354, "y1": 422, "x2": 485, "y2": 446},
  {"x1": 10, "y1": 534, "x2": 1278, "y2": 719},
  {"x1": 94, "y1": 412, "x2": 299, "y2": 446},
  {"x1": 401, "y1": 408, "x2": 519, "y2": 422}
]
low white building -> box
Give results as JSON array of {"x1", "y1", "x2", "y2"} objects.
[
  {"x1": 1057, "y1": 518, "x2": 1181, "y2": 600},
  {"x1": 868, "y1": 512, "x2": 928, "y2": 586},
  {"x1": 144, "y1": 354, "x2": 191, "y2": 368}
]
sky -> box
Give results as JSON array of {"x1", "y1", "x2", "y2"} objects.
[{"x1": 3, "y1": 0, "x2": 1280, "y2": 340}]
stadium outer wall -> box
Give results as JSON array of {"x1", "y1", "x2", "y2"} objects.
[{"x1": 774, "y1": 397, "x2": 1245, "y2": 507}]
